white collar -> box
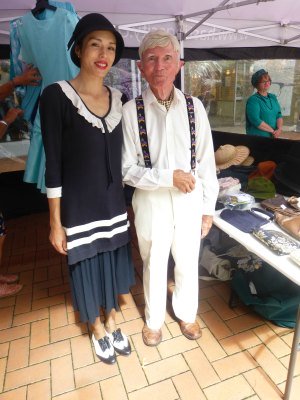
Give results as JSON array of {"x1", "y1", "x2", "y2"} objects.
[{"x1": 57, "y1": 80, "x2": 122, "y2": 133}]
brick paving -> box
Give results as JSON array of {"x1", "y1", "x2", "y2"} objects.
[{"x1": 0, "y1": 210, "x2": 299, "y2": 400}]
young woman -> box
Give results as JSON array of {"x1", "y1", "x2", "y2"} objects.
[{"x1": 40, "y1": 13, "x2": 135, "y2": 364}]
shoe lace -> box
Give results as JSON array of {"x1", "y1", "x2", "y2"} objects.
[
  {"x1": 112, "y1": 328, "x2": 124, "y2": 343},
  {"x1": 98, "y1": 336, "x2": 111, "y2": 352}
]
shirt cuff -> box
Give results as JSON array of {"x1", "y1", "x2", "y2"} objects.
[
  {"x1": 158, "y1": 170, "x2": 174, "y2": 187},
  {"x1": 46, "y1": 186, "x2": 62, "y2": 198}
]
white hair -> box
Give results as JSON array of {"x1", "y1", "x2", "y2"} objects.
[{"x1": 139, "y1": 29, "x2": 180, "y2": 59}]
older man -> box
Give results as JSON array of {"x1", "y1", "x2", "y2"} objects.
[{"x1": 122, "y1": 30, "x2": 218, "y2": 346}]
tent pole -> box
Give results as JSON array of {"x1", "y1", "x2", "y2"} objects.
[{"x1": 176, "y1": 15, "x2": 185, "y2": 91}]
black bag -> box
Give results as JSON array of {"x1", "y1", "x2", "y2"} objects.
[
  {"x1": 220, "y1": 207, "x2": 273, "y2": 233},
  {"x1": 231, "y1": 263, "x2": 300, "y2": 328}
]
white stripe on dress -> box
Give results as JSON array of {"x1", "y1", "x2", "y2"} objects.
[
  {"x1": 67, "y1": 221, "x2": 130, "y2": 250},
  {"x1": 65, "y1": 212, "x2": 128, "y2": 236}
]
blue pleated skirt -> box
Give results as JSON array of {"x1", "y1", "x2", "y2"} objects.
[{"x1": 69, "y1": 243, "x2": 135, "y2": 324}]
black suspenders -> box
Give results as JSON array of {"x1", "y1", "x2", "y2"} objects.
[{"x1": 135, "y1": 93, "x2": 196, "y2": 170}]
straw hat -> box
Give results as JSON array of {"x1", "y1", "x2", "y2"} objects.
[
  {"x1": 241, "y1": 155, "x2": 255, "y2": 166},
  {"x1": 215, "y1": 145, "x2": 250, "y2": 170}
]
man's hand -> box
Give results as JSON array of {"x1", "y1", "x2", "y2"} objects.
[
  {"x1": 4, "y1": 108, "x2": 24, "y2": 125},
  {"x1": 201, "y1": 215, "x2": 213, "y2": 238},
  {"x1": 173, "y1": 169, "x2": 196, "y2": 193}
]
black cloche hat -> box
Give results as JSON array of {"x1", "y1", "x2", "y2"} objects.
[{"x1": 67, "y1": 13, "x2": 124, "y2": 67}]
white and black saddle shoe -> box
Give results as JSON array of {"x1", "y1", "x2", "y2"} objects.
[
  {"x1": 92, "y1": 334, "x2": 116, "y2": 364},
  {"x1": 106, "y1": 328, "x2": 131, "y2": 356}
]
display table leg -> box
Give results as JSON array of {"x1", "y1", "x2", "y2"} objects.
[{"x1": 284, "y1": 305, "x2": 300, "y2": 400}]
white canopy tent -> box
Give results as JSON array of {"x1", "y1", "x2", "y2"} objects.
[{"x1": 0, "y1": 0, "x2": 300, "y2": 50}]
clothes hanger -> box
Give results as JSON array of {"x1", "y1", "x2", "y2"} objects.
[{"x1": 31, "y1": 0, "x2": 56, "y2": 16}]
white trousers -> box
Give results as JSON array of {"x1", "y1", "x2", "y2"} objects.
[{"x1": 132, "y1": 184, "x2": 203, "y2": 329}]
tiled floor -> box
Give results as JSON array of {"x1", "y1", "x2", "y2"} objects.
[{"x1": 0, "y1": 209, "x2": 299, "y2": 400}]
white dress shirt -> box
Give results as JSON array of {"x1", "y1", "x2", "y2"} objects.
[{"x1": 122, "y1": 86, "x2": 218, "y2": 215}]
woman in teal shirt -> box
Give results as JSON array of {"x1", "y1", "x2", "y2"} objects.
[{"x1": 246, "y1": 69, "x2": 283, "y2": 138}]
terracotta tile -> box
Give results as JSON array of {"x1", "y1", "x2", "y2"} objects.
[
  {"x1": 213, "y1": 351, "x2": 258, "y2": 380},
  {"x1": 0, "y1": 296, "x2": 15, "y2": 308},
  {"x1": 128, "y1": 379, "x2": 178, "y2": 400},
  {"x1": 115, "y1": 318, "x2": 144, "y2": 337},
  {"x1": 158, "y1": 335, "x2": 198, "y2": 359},
  {"x1": 143, "y1": 354, "x2": 188, "y2": 385},
  {"x1": 0, "y1": 343, "x2": 9, "y2": 358},
  {"x1": 198, "y1": 327, "x2": 227, "y2": 361},
  {"x1": 32, "y1": 287, "x2": 49, "y2": 300},
  {"x1": 226, "y1": 313, "x2": 264, "y2": 334},
  {"x1": 14, "y1": 292, "x2": 32, "y2": 314},
  {"x1": 278, "y1": 375, "x2": 300, "y2": 400},
  {"x1": 34, "y1": 266, "x2": 48, "y2": 282},
  {"x1": 248, "y1": 344, "x2": 288, "y2": 384},
  {"x1": 199, "y1": 286, "x2": 217, "y2": 299},
  {"x1": 220, "y1": 330, "x2": 262, "y2": 355},
  {"x1": 198, "y1": 299, "x2": 212, "y2": 314},
  {"x1": 203, "y1": 375, "x2": 254, "y2": 400},
  {"x1": 67, "y1": 311, "x2": 81, "y2": 324},
  {"x1": 70, "y1": 334, "x2": 94, "y2": 369},
  {"x1": 244, "y1": 367, "x2": 283, "y2": 399},
  {"x1": 130, "y1": 333, "x2": 161, "y2": 365},
  {"x1": 122, "y1": 305, "x2": 144, "y2": 321},
  {"x1": 19, "y1": 269, "x2": 34, "y2": 285},
  {"x1": 51, "y1": 354, "x2": 75, "y2": 396},
  {"x1": 100, "y1": 375, "x2": 127, "y2": 400},
  {"x1": 49, "y1": 283, "x2": 70, "y2": 296},
  {"x1": 48, "y1": 264, "x2": 63, "y2": 280},
  {"x1": 32, "y1": 294, "x2": 65, "y2": 310},
  {"x1": 0, "y1": 386, "x2": 27, "y2": 400},
  {"x1": 184, "y1": 347, "x2": 220, "y2": 388},
  {"x1": 209, "y1": 281, "x2": 231, "y2": 300},
  {"x1": 74, "y1": 361, "x2": 119, "y2": 388},
  {"x1": 114, "y1": 310, "x2": 125, "y2": 324},
  {"x1": 0, "y1": 358, "x2": 6, "y2": 392},
  {"x1": 27, "y1": 379, "x2": 51, "y2": 400},
  {"x1": 266, "y1": 321, "x2": 293, "y2": 336},
  {"x1": 30, "y1": 339, "x2": 70, "y2": 364},
  {"x1": 0, "y1": 324, "x2": 30, "y2": 344},
  {"x1": 166, "y1": 321, "x2": 182, "y2": 337},
  {"x1": 13, "y1": 308, "x2": 49, "y2": 326},
  {"x1": 53, "y1": 383, "x2": 102, "y2": 400},
  {"x1": 117, "y1": 351, "x2": 148, "y2": 391},
  {"x1": 5, "y1": 361, "x2": 50, "y2": 390},
  {"x1": 208, "y1": 295, "x2": 239, "y2": 320},
  {"x1": 280, "y1": 353, "x2": 300, "y2": 375},
  {"x1": 30, "y1": 319, "x2": 50, "y2": 349},
  {"x1": 50, "y1": 303, "x2": 68, "y2": 329},
  {"x1": 119, "y1": 293, "x2": 136, "y2": 309},
  {"x1": 281, "y1": 331, "x2": 295, "y2": 347},
  {"x1": 51, "y1": 323, "x2": 88, "y2": 342},
  {"x1": 0, "y1": 306, "x2": 14, "y2": 329},
  {"x1": 34, "y1": 278, "x2": 64, "y2": 291},
  {"x1": 172, "y1": 371, "x2": 206, "y2": 400},
  {"x1": 7, "y1": 336, "x2": 30, "y2": 371},
  {"x1": 253, "y1": 325, "x2": 291, "y2": 358},
  {"x1": 200, "y1": 310, "x2": 232, "y2": 339}
]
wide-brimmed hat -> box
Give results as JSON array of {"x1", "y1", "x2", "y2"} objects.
[
  {"x1": 215, "y1": 145, "x2": 250, "y2": 170},
  {"x1": 251, "y1": 69, "x2": 268, "y2": 86},
  {"x1": 241, "y1": 155, "x2": 255, "y2": 167},
  {"x1": 67, "y1": 13, "x2": 124, "y2": 67}
]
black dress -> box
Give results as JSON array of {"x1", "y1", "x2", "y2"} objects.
[{"x1": 40, "y1": 81, "x2": 135, "y2": 323}]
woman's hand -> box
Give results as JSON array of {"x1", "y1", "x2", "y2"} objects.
[
  {"x1": 273, "y1": 128, "x2": 281, "y2": 139},
  {"x1": 49, "y1": 225, "x2": 68, "y2": 255},
  {"x1": 14, "y1": 65, "x2": 41, "y2": 87}
]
